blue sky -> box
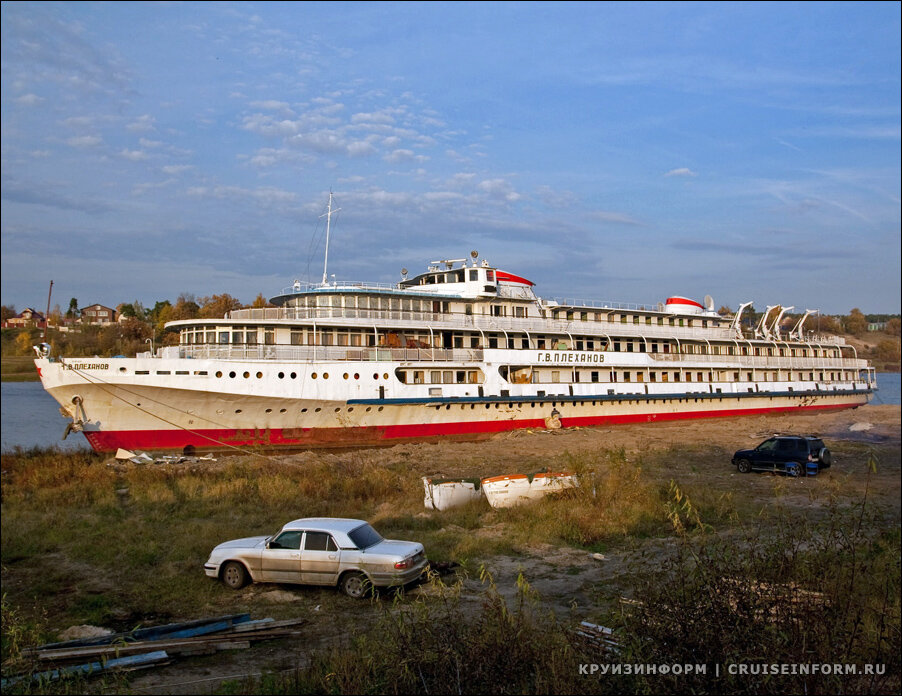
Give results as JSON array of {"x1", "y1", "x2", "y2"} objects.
[{"x1": 2, "y1": 1, "x2": 900, "y2": 316}]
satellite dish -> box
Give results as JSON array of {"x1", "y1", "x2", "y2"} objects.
[
  {"x1": 704, "y1": 295, "x2": 714, "y2": 311},
  {"x1": 401, "y1": 268, "x2": 408, "y2": 277},
  {"x1": 470, "y1": 250, "x2": 478, "y2": 259}
]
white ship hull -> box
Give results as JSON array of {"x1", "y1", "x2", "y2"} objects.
[{"x1": 35, "y1": 350, "x2": 873, "y2": 453}]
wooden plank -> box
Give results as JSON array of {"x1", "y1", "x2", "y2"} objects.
[
  {"x1": 35, "y1": 628, "x2": 306, "y2": 661},
  {"x1": 34, "y1": 614, "x2": 252, "y2": 651},
  {"x1": 2, "y1": 651, "x2": 169, "y2": 688}
]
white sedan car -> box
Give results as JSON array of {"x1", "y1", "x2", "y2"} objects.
[{"x1": 204, "y1": 518, "x2": 428, "y2": 598}]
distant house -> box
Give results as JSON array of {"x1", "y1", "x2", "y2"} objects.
[
  {"x1": 80, "y1": 304, "x2": 117, "y2": 325},
  {"x1": 868, "y1": 322, "x2": 887, "y2": 332},
  {"x1": 2, "y1": 307, "x2": 46, "y2": 329}
]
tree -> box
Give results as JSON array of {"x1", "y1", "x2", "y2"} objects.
[
  {"x1": 198, "y1": 293, "x2": 242, "y2": 319},
  {"x1": 874, "y1": 339, "x2": 900, "y2": 365},
  {"x1": 815, "y1": 315, "x2": 842, "y2": 334},
  {"x1": 717, "y1": 305, "x2": 732, "y2": 316},
  {"x1": 49, "y1": 303, "x2": 62, "y2": 327},
  {"x1": 886, "y1": 318, "x2": 901, "y2": 337},
  {"x1": 251, "y1": 293, "x2": 271, "y2": 308},
  {"x1": 66, "y1": 298, "x2": 79, "y2": 319},
  {"x1": 15, "y1": 330, "x2": 35, "y2": 355},
  {"x1": 843, "y1": 308, "x2": 868, "y2": 336},
  {"x1": 118, "y1": 302, "x2": 138, "y2": 318},
  {"x1": 1, "y1": 305, "x2": 15, "y2": 322}
]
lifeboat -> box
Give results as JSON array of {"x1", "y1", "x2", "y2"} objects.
[
  {"x1": 663, "y1": 296, "x2": 705, "y2": 314},
  {"x1": 481, "y1": 470, "x2": 578, "y2": 509},
  {"x1": 423, "y1": 477, "x2": 484, "y2": 511}
]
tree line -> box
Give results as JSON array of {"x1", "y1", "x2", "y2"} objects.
[{"x1": 1, "y1": 299, "x2": 899, "y2": 368}]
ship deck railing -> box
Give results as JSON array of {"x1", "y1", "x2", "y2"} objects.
[
  {"x1": 222, "y1": 307, "x2": 848, "y2": 347},
  {"x1": 174, "y1": 345, "x2": 484, "y2": 363}
]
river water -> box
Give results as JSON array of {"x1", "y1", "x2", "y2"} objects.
[{"x1": 2, "y1": 374, "x2": 899, "y2": 453}]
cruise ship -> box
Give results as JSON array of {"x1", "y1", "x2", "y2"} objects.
[{"x1": 34, "y1": 203, "x2": 876, "y2": 454}]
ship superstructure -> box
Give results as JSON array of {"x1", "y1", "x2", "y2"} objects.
[{"x1": 35, "y1": 248, "x2": 875, "y2": 453}]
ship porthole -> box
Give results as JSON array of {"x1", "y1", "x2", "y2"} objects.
[
  {"x1": 265, "y1": 408, "x2": 272, "y2": 413},
  {"x1": 334, "y1": 407, "x2": 340, "y2": 412},
  {"x1": 373, "y1": 373, "x2": 379, "y2": 380},
  {"x1": 291, "y1": 372, "x2": 297, "y2": 379},
  {"x1": 235, "y1": 409, "x2": 242, "y2": 413},
  {"x1": 278, "y1": 372, "x2": 284, "y2": 379},
  {"x1": 366, "y1": 407, "x2": 372, "y2": 412},
  {"x1": 301, "y1": 408, "x2": 307, "y2": 413},
  {"x1": 243, "y1": 372, "x2": 250, "y2": 379},
  {"x1": 347, "y1": 407, "x2": 353, "y2": 412},
  {"x1": 229, "y1": 371, "x2": 236, "y2": 378},
  {"x1": 354, "y1": 373, "x2": 360, "y2": 380},
  {"x1": 256, "y1": 372, "x2": 263, "y2": 379},
  {"x1": 312, "y1": 373, "x2": 318, "y2": 379},
  {"x1": 216, "y1": 371, "x2": 223, "y2": 378},
  {"x1": 378, "y1": 406, "x2": 384, "y2": 412},
  {"x1": 315, "y1": 408, "x2": 321, "y2": 413},
  {"x1": 323, "y1": 373, "x2": 329, "y2": 379},
  {"x1": 279, "y1": 408, "x2": 286, "y2": 413},
  {"x1": 343, "y1": 373, "x2": 349, "y2": 380}
]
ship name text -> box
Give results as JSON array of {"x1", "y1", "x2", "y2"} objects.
[
  {"x1": 535, "y1": 351, "x2": 605, "y2": 364},
  {"x1": 62, "y1": 362, "x2": 109, "y2": 371}
]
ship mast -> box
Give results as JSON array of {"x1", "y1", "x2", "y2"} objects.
[{"x1": 320, "y1": 191, "x2": 341, "y2": 286}]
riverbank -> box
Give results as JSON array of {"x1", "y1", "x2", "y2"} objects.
[
  {"x1": 1, "y1": 356, "x2": 39, "y2": 381},
  {"x1": 2, "y1": 404, "x2": 899, "y2": 693}
]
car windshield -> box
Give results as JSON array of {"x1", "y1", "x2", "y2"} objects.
[{"x1": 348, "y1": 523, "x2": 384, "y2": 549}]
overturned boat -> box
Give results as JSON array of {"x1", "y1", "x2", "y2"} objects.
[
  {"x1": 423, "y1": 476, "x2": 484, "y2": 511},
  {"x1": 481, "y1": 470, "x2": 578, "y2": 509}
]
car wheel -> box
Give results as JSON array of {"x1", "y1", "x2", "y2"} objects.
[
  {"x1": 221, "y1": 561, "x2": 249, "y2": 590},
  {"x1": 340, "y1": 571, "x2": 372, "y2": 599},
  {"x1": 736, "y1": 459, "x2": 751, "y2": 474},
  {"x1": 787, "y1": 463, "x2": 803, "y2": 478},
  {"x1": 818, "y1": 448, "x2": 832, "y2": 467}
]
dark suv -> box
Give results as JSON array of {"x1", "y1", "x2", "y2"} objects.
[{"x1": 732, "y1": 436, "x2": 832, "y2": 476}]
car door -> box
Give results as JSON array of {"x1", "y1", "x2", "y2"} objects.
[
  {"x1": 300, "y1": 531, "x2": 341, "y2": 585},
  {"x1": 775, "y1": 439, "x2": 801, "y2": 473},
  {"x1": 260, "y1": 530, "x2": 303, "y2": 584},
  {"x1": 752, "y1": 438, "x2": 779, "y2": 470}
]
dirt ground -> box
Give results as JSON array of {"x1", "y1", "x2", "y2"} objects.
[{"x1": 67, "y1": 405, "x2": 902, "y2": 693}]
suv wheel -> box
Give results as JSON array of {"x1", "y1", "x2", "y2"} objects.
[
  {"x1": 787, "y1": 463, "x2": 803, "y2": 478},
  {"x1": 818, "y1": 448, "x2": 832, "y2": 467},
  {"x1": 736, "y1": 459, "x2": 751, "y2": 474}
]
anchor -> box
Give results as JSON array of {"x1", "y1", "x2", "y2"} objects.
[{"x1": 60, "y1": 395, "x2": 86, "y2": 441}]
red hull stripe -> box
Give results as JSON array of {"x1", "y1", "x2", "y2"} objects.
[
  {"x1": 665, "y1": 296, "x2": 704, "y2": 309},
  {"x1": 496, "y1": 270, "x2": 535, "y2": 286},
  {"x1": 81, "y1": 402, "x2": 858, "y2": 453}
]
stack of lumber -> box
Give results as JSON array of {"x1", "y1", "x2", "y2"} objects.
[{"x1": 3, "y1": 613, "x2": 306, "y2": 687}]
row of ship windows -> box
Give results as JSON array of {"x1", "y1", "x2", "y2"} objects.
[
  {"x1": 177, "y1": 329, "x2": 841, "y2": 359},
  {"x1": 128, "y1": 367, "x2": 853, "y2": 385}
]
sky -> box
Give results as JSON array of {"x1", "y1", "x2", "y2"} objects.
[{"x1": 1, "y1": 1, "x2": 900, "y2": 317}]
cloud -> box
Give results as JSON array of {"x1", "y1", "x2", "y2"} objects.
[
  {"x1": 586, "y1": 210, "x2": 641, "y2": 226},
  {"x1": 119, "y1": 148, "x2": 148, "y2": 161},
  {"x1": 478, "y1": 178, "x2": 521, "y2": 202},
  {"x1": 126, "y1": 115, "x2": 156, "y2": 133},
  {"x1": 66, "y1": 135, "x2": 103, "y2": 148},
  {"x1": 664, "y1": 167, "x2": 697, "y2": 177},
  {"x1": 14, "y1": 93, "x2": 44, "y2": 106},
  {"x1": 161, "y1": 165, "x2": 194, "y2": 175}
]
